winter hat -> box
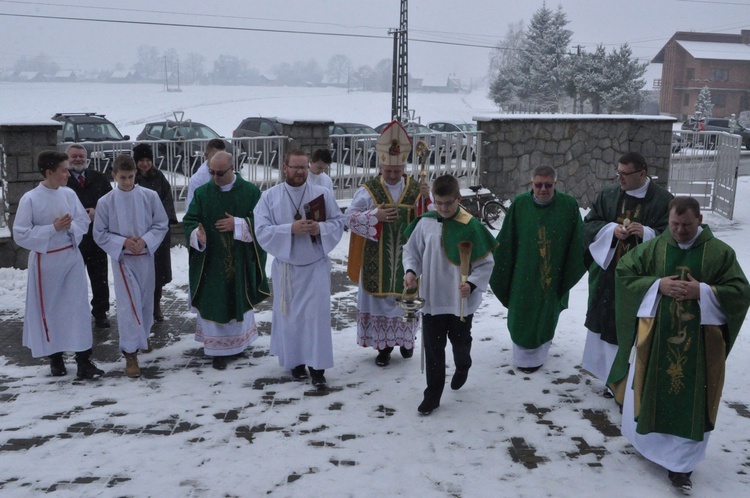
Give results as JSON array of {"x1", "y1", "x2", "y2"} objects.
[{"x1": 132, "y1": 143, "x2": 154, "y2": 163}]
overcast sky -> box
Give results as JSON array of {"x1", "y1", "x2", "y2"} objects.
[{"x1": 1, "y1": 0, "x2": 749, "y2": 81}]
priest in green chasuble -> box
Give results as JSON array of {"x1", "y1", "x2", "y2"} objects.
[
  {"x1": 610, "y1": 196, "x2": 749, "y2": 492},
  {"x1": 581, "y1": 152, "x2": 673, "y2": 391},
  {"x1": 490, "y1": 165, "x2": 586, "y2": 373},
  {"x1": 183, "y1": 151, "x2": 270, "y2": 371}
]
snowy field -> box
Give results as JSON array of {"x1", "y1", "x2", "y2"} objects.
[
  {"x1": 1, "y1": 83, "x2": 750, "y2": 496},
  {"x1": 0, "y1": 81, "x2": 498, "y2": 139}
]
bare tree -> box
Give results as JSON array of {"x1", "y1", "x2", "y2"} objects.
[
  {"x1": 326, "y1": 54, "x2": 353, "y2": 84},
  {"x1": 133, "y1": 45, "x2": 161, "y2": 80},
  {"x1": 184, "y1": 53, "x2": 206, "y2": 84}
]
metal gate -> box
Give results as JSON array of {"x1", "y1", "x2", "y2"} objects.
[{"x1": 669, "y1": 131, "x2": 740, "y2": 219}]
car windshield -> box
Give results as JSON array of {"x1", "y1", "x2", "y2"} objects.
[
  {"x1": 77, "y1": 122, "x2": 124, "y2": 141},
  {"x1": 407, "y1": 123, "x2": 433, "y2": 134},
  {"x1": 167, "y1": 124, "x2": 220, "y2": 140},
  {"x1": 455, "y1": 123, "x2": 477, "y2": 132},
  {"x1": 344, "y1": 125, "x2": 377, "y2": 135}
]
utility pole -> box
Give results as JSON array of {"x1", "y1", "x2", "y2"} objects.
[{"x1": 390, "y1": 0, "x2": 408, "y2": 122}]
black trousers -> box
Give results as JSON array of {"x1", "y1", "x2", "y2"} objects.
[
  {"x1": 422, "y1": 313, "x2": 473, "y2": 403},
  {"x1": 81, "y1": 247, "x2": 110, "y2": 319}
]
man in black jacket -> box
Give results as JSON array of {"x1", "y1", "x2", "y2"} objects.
[{"x1": 66, "y1": 144, "x2": 113, "y2": 328}]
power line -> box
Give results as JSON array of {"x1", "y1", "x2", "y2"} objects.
[
  {"x1": 0, "y1": 0, "x2": 389, "y2": 30},
  {"x1": 0, "y1": 12, "x2": 499, "y2": 50}
]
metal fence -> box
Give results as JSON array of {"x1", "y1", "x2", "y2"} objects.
[
  {"x1": 669, "y1": 130, "x2": 740, "y2": 219},
  {"x1": 0, "y1": 144, "x2": 6, "y2": 228},
  {"x1": 63, "y1": 132, "x2": 482, "y2": 212}
]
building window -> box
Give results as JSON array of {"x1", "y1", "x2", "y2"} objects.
[
  {"x1": 710, "y1": 68, "x2": 729, "y2": 82},
  {"x1": 683, "y1": 94, "x2": 690, "y2": 106},
  {"x1": 713, "y1": 93, "x2": 727, "y2": 108},
  {"x1": 686, "y1": 68, "x2": 695, "y2": 80}
]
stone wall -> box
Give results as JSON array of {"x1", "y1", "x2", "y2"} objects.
[
  {"x1": 281, "y1": 119, "x2": 333, "y2": 158},
  {"x1": 476, "y1": 116, "x2": 676, "y2": 208},
  {"x1": 0, "y1": 123, "x2": 60, "y2": 268}
]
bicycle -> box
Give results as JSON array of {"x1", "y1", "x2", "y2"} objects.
[{"x1": 458, "y1": 185, "x2": 507, "y2": 230}]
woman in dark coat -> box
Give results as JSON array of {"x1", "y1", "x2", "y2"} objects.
[{"x1": 132, "y1": 143, "x2": 177, "y2": 321}]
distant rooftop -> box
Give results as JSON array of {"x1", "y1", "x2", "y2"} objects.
[{"x1": 676, "y1": 40, "x2": 750, "y2": 61}]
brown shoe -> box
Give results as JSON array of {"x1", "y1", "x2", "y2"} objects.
[{"x1": 124, "y1": 352, "x2": 141, "y2": 378}]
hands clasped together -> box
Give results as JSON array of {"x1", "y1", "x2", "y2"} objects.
[{"x1": 659, "y1": 274, "x2": 701, "y2": 301}]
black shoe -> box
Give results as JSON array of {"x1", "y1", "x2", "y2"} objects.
[
  {"x1": 308, "y1": 367, "x2": 327, "y2": 387},
  {"x1": 291, "y1": 364, "x2": 308, "y2": 379},
  {"x1": 49, "y1": 353, "x2": 67, "y2": 377},
  {"x1": 94, "y1": 316, "x2": 110, "y2": 328},
  {"x1": 602, "y1": 387, "x2": 615, "y2": 399},
  {"x1": 212, "y1": 356, "x2": 227, "y2": 370},
  {"x1": 668, "y1": 471, "x2": 692, "y2": 491},
  {"x1": 517, "y1": 365, "x2": 542, "y2": 374},
  {"x1": 451, "y1": 369, "x2": 469, "y2": 390},
  {"x1": 418, "y1": 397, "x2": 440, "y2": 416},
  {"x1": 75, "y1": 359, "x2": 104, "y2": 380},
  {"x1": 375, "y1": 347, "x2": 393, "y2": 367},
  {"x1": 400, "y1": 346, "x2": 414, "y2": 359}
]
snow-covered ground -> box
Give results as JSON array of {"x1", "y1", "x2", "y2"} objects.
[{"x1": 1, "y1": 83, "x2": 749, "y2": 496}]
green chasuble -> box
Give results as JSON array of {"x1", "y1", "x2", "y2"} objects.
[
  {"x1": 183, "y1": 177, "x2": 270, "y2": 324},
  {"x1": 361, "y1": 176, "x2": 421, "y2": 296},
  {"x1": 610, "y1": 226, "x2": 749, "y2": 441},
  {"x1": 489, "y1": 191, "x2": 586, "y2": 349},
  {"x1": 404, "y1": 207, "x2": 497, "y2": 265},
  {"x1": 583, "y1": 181, "x2": 673, "y2": 344}
]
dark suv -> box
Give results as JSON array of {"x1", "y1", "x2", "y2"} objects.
[
  {"x1": 232, "y1": 117, "x2": 285, "y2": 165},
  {"x1": 52, "y1": 113, "x2": 131, "y2": 171},
  {"x1": 681, "y1": 117, "x2": 750, "y2": 149},
  {"x1": 136, "y1": 119, "x2": 233, "y2": 173}
]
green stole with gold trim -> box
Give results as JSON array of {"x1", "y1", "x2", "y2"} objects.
[
  {"x1": 360, "y1": 176, "x2": 420, "y2": 296},
  {"x1": 635, "y1": 243, "x2": 709, "y2": 440}
]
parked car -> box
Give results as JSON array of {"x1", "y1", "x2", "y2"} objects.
[
  {"x1": 427, "y1": 121, "x2": 478, "y2": 159},
  {"x1": 427, "y1": 121, "x2": 477, "y2": 134},
  {"x1": 52, "y1": 112, "x2": 131, "y2": 172},
  {"x1": 232, "y1": 117, "x2": 284, "y2": 165},
  {"x1": 680, "y1": 117, "x2": 750, "y2": 149},
  {"x1": 136, "y1": 119, "x2": 233, "y2": 173},
  {"x1": 329, "y1": 122, "x2": 378, "y2": 167}
]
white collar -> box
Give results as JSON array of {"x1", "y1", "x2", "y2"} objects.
[{"x1": 625, "y1": 177, "x2": 650, "y2": 198}]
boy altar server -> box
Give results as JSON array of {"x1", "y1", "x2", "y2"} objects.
[
  {"x1": 13, "y1": 151, "x2": 104, "y2": 379},
  {"x1": 403, "y1": 174, "x2": 497, "y2": 415},
  {"x1": 94, "y1": 154, "x2": 169, "y2": 378}
]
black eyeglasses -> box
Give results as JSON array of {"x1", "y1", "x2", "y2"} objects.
[
  {"x1": 533, "y1": 182, "x2": 554, "y2": 189},
  {"x1": 616, "y1": 169, "x2": 641, "y2": 178},
  {"x1": 208, "y1": 167, "x2": 233, "y2": 177}
]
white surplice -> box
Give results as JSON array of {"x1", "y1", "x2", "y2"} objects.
[
  {"x1": 402, "y1": 217, "x2": 494, "y2": 317},
  {"x1": 345, "y1": 181, "x2": 418, "y2": 350},
  {"x1": 93, "y1": 186, "x2": 168, "y2": 353},
  {"x1": 186, "y1": 161, "x2": 211, "y2": 210},
  {"x1": 253, "y1": 182, "x2": 345, "y2": 370},
  {"x1": 306, "y1": 171, "x2": 333, "y2": 191},
  {"x1": 13, "y1": 184, "x2": 93, "y2": 357}
]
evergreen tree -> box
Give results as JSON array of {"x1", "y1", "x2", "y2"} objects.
[
  {"x1": 601, "y1": 44, "x2": 647, "y2": 113},
  {"x1": 695, "y1": 86, "x2": 714, "y2": 118},
  {"x1": 489, "y1": 3, "x2": 572, "y2": 112}
]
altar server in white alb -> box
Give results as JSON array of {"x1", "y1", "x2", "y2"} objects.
[
  {"x1": 13, "y1": 150, "x2": 104, "y2": 380},
  {"x1": 93, "y1": 154, "x2": 169, "y2": 378},
  {"x1": 253, "y1": 148, "x2": 345, "y2": 388}
]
